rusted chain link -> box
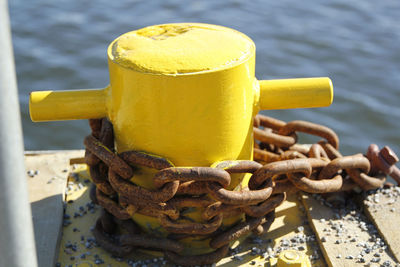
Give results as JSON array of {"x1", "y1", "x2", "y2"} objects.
[
  {"x1": 83, "y1": 114, "x2": 398, "y2": 266},
  {"x1": 96, "y1": 188, "x2": 130, "y2": 220},
  {"x1": 209, "y1": 211, "x2": 276, "y2": 249},
  {"x1": 93, "y1": 210, "x2": 185, "y2": 257},
  {"x1": 278, "y1": 120, "x2": 339, "y2": 149},
  {"x1": 108, "y1": 169, "x2": 179, "y2": 204},
  {"x1": 367, "y1": 144, "x2": 400, "y2": 183},
  {"x1": 206, "y1": 160, "x2": 273, "y2": 205},
  {"x1": 241, "y1": 193, "x2": 286, "y2": 218},
  {"x1": 85, "y1": 135, "x2": 133, "y2": 179},
  {"x1": 160, "y1": 213, "x2": 223, "y2": 235}
]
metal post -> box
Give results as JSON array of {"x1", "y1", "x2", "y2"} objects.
[{"x1": 0, "y1": 1, "x2": 38, "y2": 267}]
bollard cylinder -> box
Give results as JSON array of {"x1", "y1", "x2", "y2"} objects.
[
  {"x1": 107, "y1": 24, "x2": 256, "y2": 188},
  {"x1": 29, "y1": 23, "x2": 334, "y2": 254},
  {"x1": 107, "y1": 24, "x2": 259, "y2": 250}
]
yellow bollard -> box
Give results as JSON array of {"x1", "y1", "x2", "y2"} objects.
[{"x1": 29, "y1": 23, "x2": 333, "y2": 254}]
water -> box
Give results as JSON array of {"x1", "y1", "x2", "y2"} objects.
[{"x1": 9, "y1": 0, "x2": 400, "y2": 156}]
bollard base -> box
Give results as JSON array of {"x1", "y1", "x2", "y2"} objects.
[{"x1": 50, "y1": 155, "x2": 324, "y2": 266}]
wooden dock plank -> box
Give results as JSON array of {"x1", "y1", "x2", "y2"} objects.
[
  {"x1": 26, "y1": 150, "x2": 84, "y2": 267},
  {"x1": 362, "y1": 187, "x2": 400, "y2": 262},
  {"x1": 302, "y1": 193, "x2": 397, "y2": 267}
]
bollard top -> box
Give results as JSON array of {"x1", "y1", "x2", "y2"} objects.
[{"x1": 108, "y1": 23, "x2": 255, "y2": 75}]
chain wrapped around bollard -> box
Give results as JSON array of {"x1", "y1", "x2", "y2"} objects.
[
  {"x1": 84, "y1": 118, "x2": 282, "y2": 266},
  {"x1": 84, "y1": 114, "x2": 397, "y2": 266}
]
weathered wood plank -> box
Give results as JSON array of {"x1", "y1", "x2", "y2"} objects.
[
  {"x1": 362, "y1": 187, "x2": 400, "y2": 262},
  {"x1": 302, "y1": 193, "x2": 397, "y2": 267},
  {"x1": 26, "y1": 150, "x2": 84, "y2": 267}
]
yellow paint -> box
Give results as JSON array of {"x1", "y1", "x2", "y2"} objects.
[
  {"x1": 29, "y1": 88, "x2": 107, "y2": 121},
  {"x1": 110, "y1": 24, "x2": 253, "y2": 74},
  {"x1": 275, "y1": 250, "x2": 312, "y2": 267},
  {"x1": 29, "y1": 23, "x2": 334, "y2": 254},
  {"x1": 75, "y1": 263, "x2": 93, "y2": 267},
  {"x1": 258, "y1": 78, "x2": 333, "y2": 110}
]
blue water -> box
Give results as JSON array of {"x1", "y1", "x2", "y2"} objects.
[{"x1": 9, "y1": 0, "x2": 400, "y2": 156}]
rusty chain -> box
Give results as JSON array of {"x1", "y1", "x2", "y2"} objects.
[
  {"x1": 83, "y1": 114, "x2": 399, "y2": 266},
  {"x1": 84, "y1": 118, "x2": 279, "y2": 265},
  {"x1": 252, "y1": 114, "x2": 399, "y2": 194}
]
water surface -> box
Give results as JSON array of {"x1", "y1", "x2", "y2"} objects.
[{"x1": 10, "y1": 0, "x2": 400, "y2": 156}]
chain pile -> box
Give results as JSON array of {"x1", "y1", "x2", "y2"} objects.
[
  {"x1": 83, "y1": 114, "x2": 398, "y2": 266},
  {"x1": 253, "y1": 114, "x2": 399, "y2": 193}
]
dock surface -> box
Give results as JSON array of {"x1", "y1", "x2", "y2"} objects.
[{"x1": 26, "y1": 150, "x2": 399, "y2": 266}]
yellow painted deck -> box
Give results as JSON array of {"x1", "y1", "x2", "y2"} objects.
[{"x1": 26, "y1": 151, "x2": 399, "y2": 266}]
